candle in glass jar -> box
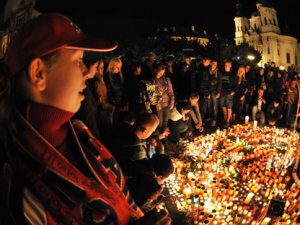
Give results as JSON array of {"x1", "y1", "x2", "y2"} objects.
[
  {"x1": 244, "y1": 192, "x2": 254, "y2": 204},
  {"x1": 253, "y1": 120, "x2": 257, "y2": 130},
  {"x1": 245, "y1": 116, "x2": 249, "y2": 124},
  {"x1": 261, "y1": 217, "x2": 271, "y2": 225}
]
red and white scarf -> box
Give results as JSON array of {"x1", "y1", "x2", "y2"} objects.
[{"x1": 7, "y1": 109, "x2": 143, "y2": 225}]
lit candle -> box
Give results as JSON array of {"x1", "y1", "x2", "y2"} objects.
[
  {"x1": 261, "y1": 217, "x2": 271, "y2": 225},
  {"x1": 244, "y1": 192, "x2": 254, "y2": 204},
  {"x1": 253, "y1": 120, "x2": 257, "y2": 130},
  {"x1": 245, "y1": 116, "x2": 249, "y2": 124}
]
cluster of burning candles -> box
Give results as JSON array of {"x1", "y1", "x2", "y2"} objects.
[{"x1": 164, "y1": 122, "x2": 300, "y2": 224}]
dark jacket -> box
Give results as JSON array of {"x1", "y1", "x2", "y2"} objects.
[
  {"x1": 266, "y1": 101, "x2": 283, "y2": 122},
  {"x1": 107, "y1": 122, "x2": 148, "y2": 175}
]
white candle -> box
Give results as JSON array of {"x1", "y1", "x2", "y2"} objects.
[
  {"x1": 245, "y1": 116, "x2": 249, "y2": 124},
  {"x1": 261, "y1": 217, "x2": 271, "y2": 225},
  {"x1": 244, "y1": 192, "x2": 254, "y2": 204},
  {"x1": 253, "y1": 120, "x2": 258, "y2": 130}
]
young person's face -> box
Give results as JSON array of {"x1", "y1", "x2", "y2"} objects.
[
  {"x1": 89, "y1": 61, "x2": 100, "y2": 79},
  {"x1": 111, "y1": 62, "x2": 122, "y2": 73},
  {"x1": 97, "y1": 61, "x2": 105, "y2": 76},
  {"x1": 43, "y1": 49, "x2": 90, "y2": 113}
]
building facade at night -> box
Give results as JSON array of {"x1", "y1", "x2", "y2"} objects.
[
  {"x1": 234, "y1": 0, "x2": 299, "y2": 71},
  {"x1": 0, "y1": 0, "x2": 39, "y2": 60}
]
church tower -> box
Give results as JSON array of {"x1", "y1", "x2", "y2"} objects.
[
  {"x1": 234, "y1": 0, "x2": 249, "y2": 44},
  {"x1": 234, "y1": 0, "x2": 298, "y2": 70},
  {"x1": 0, "y1": 0, "x2": 39, "y2": 59}
]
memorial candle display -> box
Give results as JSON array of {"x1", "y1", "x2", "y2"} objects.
[{"x1": 164, "y1": 124, "x2": 300, "y2": 224}]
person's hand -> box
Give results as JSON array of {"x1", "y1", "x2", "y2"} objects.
[
  {"x1": 159, "y1": 128, "x2": 170, "y2": 139},
  {"x1": 119, "y1": 105, "x2": 129, "y2": 111},
  {"x1": 156, "y1": 103, "x2": 162, "y2": 111},
  {"x1": 132, "y1": 207, "x2": 172, "y2": 225},
  {"x1": 163, "y1": 127, "x2": 170, "y2": 136},
  {"x1": 269, "y1": 121, "x2": 276, "y2": 126},
  {"x1": 198, "y1": 126, "x2": 204, "y2": 132},
  {"x1": 195, "y1": 123, "x2": 204, "y2": 132},
  {"x1": 161, "y1": 195, "x2": 177, "y2": 204}
]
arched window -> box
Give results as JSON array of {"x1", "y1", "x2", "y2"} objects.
[
  {"x1": 286, "y1": 53, "x2": 291, "y2": 64},
  {"x1": 264, "y1": 17, "x2": 267, "y2": 25},
  {"x1": 16, "y1": 14, "x2": 25, "y2": 27}
]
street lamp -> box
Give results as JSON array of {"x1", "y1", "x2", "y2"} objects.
[{"x1": 247, "y1": 54, "x2": 255, "y2": 61}]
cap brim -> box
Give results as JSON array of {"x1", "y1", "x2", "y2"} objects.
[{"x1": 66, "y1": 37, "x2": 118, "y2": 52}]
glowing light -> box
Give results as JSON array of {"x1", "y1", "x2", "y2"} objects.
[{"x1": 247, "y1": 55, "x2": 255, "y2": 60}]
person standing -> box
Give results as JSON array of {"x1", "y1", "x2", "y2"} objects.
[
  {"x1": 105, "y1": 57, "x2": 130, "y2": 128},
  {"x1": 154, "y1": 63, "x2": 175, "y2": 131},
  {"x1": 244, "y1": 63, "x2": 255, "y2": 117},
  {"x1": 208, "y1": 60, "x2": 222, "y2": 127},
  {"x1": 219, "y1": 60, "x2": 235, "y2": 128},
  {"x1": 231, "y1": 65, "x2": 248, "y2": 123},
  {"x1": 164, "y1": 55, "x2": 180, "y2": 99},
  {"x1": 124, "y1": 61, "x2": 144, "y2": 115},
  {"x1": 177, "y1": 56, "x2": 196, "y2": 99},
  {"x1": 88, "y1": 57, "x2": 116, "y2": 142},
  {"x1": 0, "y1": 13, "x2": 171, "y2": 225},
  {"x1": 73, "y1": 51, "x2": 102, "y2": 139},
  {"x1": 196, "y1": 57, "x2": 212, "y2": 124}
]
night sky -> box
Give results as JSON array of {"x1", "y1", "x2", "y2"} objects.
[{"x1": 35, "y1": 0, "x2": 300, "y2": 41}]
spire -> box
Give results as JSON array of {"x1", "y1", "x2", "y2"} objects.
[
  {"x1": 257, "y1": 0, "x2": 271, "y2": 7},
  {"x1": 236, "y1": 0, "x2": 245, "y2": 17}
]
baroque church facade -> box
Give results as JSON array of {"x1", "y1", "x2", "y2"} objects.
[
  {"x1": 0, "y1": 0, "x2": 39, "y2": 59},
  {"x1": 234, "y1": 0, "x2": 299, "y2": 71}
]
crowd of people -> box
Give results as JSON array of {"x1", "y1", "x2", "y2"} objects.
[
  {"x1": 0, "y1": 12, "x2": 299, "y2": 225},
  {"x1": 123, "y1": 53, "x2": 299, "y2": 131},
  {"x1": 88, "y1": 49, "x2": 300, "y2": 145}
]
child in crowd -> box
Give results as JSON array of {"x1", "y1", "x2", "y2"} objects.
[{"x1": 0, "y1": 13, "x2": 171, "y2": 225}]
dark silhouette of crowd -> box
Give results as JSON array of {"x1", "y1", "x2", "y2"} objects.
[{"x1": 85, "y1": 52, "x2": 299, "y2": 150}]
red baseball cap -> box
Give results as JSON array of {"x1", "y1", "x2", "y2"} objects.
[{"x1": 4, "y1": 13, "x2": 118, "y2": 75}]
